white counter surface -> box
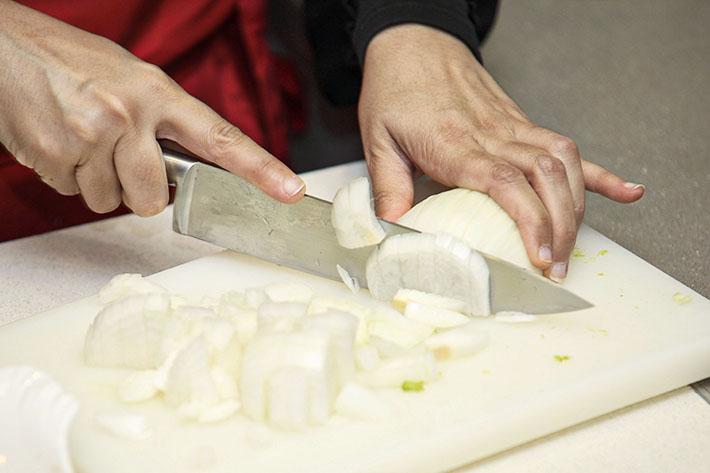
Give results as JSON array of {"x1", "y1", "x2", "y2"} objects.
[{"x1": 1, "y1": 162, "x2": 708, "y2": 472}]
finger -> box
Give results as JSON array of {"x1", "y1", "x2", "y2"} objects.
[
  {"x1": 366, "y1": 146, "x2": 415, "y2": 221},
  {"x1": 526, "y1": 155, "x2": 577, "y2": 282},
  {"x1": 582, "y1": 160, "x2": 646, "y2": 203},
  {"x1": 157, "y1": 97, "x2": 305, "y2": 203},
  {"x1": 23, "y1": 150, "x2": 80, "y2": 196},
  {"x1": 424, "y1": 154, "x2": 554, "y2": 271},
  {"x1": 75, "y1": 143, "x2": 122, "y2": 213},
  {"x1": 515, "y1": 128, "x2": 586, "y2": 225},
  {"x1": 113, "y1": 132, "x2": 169, "y2": 217},
  {"x1": 491, "y1": 142, "x2": 577, "y2": 280}
]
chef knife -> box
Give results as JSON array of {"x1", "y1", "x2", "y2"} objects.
[{"x1": 163, "y1": 148, "x2": 593, "y2": 314}]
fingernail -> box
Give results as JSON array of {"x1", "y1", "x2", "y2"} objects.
[
  {"x1": 624, "y1": 182, "x2": 645, "y2": 191},
  {"x1": 549, "y1": 262, "x2": 568, "y2": 283},
  {"x1": 283, "y1": 176, "x2": 305, "y2": 197},
  {"x1": 538, "y1": 245, "x2": 552, "y2": 263}
]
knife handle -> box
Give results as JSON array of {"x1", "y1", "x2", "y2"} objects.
[{"x1": 163, "y1": 147, "x2": 198, "y2": 188}]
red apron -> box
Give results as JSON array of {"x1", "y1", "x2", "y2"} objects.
[{"x1": 0, "y1": 0, "x2": 302, "y2": 241}]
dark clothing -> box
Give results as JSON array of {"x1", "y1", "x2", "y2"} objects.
[{"x1": 305, "y1": 0, "x2": 498, "y2": 105}]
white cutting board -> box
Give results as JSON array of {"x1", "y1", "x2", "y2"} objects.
[{"x1": 1, "y1": 166, "x2": 709, "y2": 473}]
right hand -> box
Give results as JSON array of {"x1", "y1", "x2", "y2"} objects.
[{"x1": 0, "y1": 1, "x2": 305, "y2": 216}]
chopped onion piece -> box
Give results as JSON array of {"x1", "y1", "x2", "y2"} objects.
[
  {"x1": 164, "y1": 337, "x2": 220, "y2": 409},
  {"x1": 331, "y1": 177, "x2": 386, "y2": 249},
  {"x1": 308, "y1": 297, "x2": 370, "y2": 344},
  {"x1": 368, "y1": 305, "x2": 434, "y2": 349},
  {"x1": 117, "y1": 370, "x2": 159, "y2": 402},
  {"x1": 366, "y1": 233, "x2": 491, "y2": 316},
  {"x1": 240, "y1": 332, "x2": 338, "y2": 425},
  {"x1": 84, "y1": 294, "x2": 172, "y2": 369},
  {"x1": 98, "y1": 273, "x2": 167, "y2": 305},
  {"x1": 404, "y1": 302, "x2": 469, "y2": 329},
  {"x1": 355, "y1": 345, "x2": 381, "y2": 371},
  {"x1": 336, "y1": 264, "x2": 360, "y2": 294},
  {"x1": 358, "y1": 352, "x2": 438, "y2": 388},
  {"x1": 392, "y1": 289, "x2": 467, "y2": 313},
  {"x1": 424, "y1": 324, "x2": 489, "y2": 361},
  {"x1": 264, "y1": 282, "x2": 313, "y2": 304},
  {"x1": 257, "y1": 302, "x2": 307, "y2": 334},
  {"x1": 198, "y1": 399, "x2": 240, "y2": 423}
]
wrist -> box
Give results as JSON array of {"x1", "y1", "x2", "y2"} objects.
[{"x1": 364, "y1": 24, "x2": 479, "y2": 78}]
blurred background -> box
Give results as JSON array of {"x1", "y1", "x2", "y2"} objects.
[{"x1": 273, "y1": 0, "x2": 709, "y2": 297}]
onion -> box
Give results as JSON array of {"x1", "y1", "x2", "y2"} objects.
[
  {"x1": 331, "y1": 177, "x2": 386, "y2": 249},
  {"x1": 98, "y1": 273, "x2": 167, "y2": 305},
  {"x1": 358, "y1": 352, "x2": 438, "y2": 388},
  {"x1": 399, "y1": 188, "x2": 539, "y2": 272},
  {"x1": 84, "y1": 294, "x2": 171, "y2": 369},
  {"x1": 424, "y1": 324, "x2": 489, "y2": 361},
  {"x1": 366, "y1": 233, "x2": 491, "y2": 316},
  {"x1": 336, "y1": 264, "x2": 360, "y2": 294},
  {"x1": 392, "y1": 289, "x2": 467, "y2": 314},
  {"x1": 403, "y1": 302, "x2": 469, "y2": 329}
]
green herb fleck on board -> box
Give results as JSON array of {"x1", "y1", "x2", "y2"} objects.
[
  {"x1": 572, "y1": 248, "x2": 586, "y2": 258},
  {"x1": 554, "y1": 355, "x2": 571, "y2": 363},
  {"x1": 402, "y1": 380, "x2": 425, "y2": 392},
  {"x1": 672, "y1": 292, "x2": 692, "y2": 305},
  {"x1": 596, "y1": 272, "x2": 604, "y2": 277},
  {"x1": 597, "y1": 249, "x2": 609, "y2": 257}
]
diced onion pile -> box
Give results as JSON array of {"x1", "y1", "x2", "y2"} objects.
[
  {"x1": 84, "y1": 179, "x2": 538, "y2": 431},
  {"x1": 84, "y1": 274, "x2": 491, "y2": 429}
]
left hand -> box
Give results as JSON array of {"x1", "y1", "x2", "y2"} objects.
[{"x1": 358, "y1": 24, "x2": 644, "y2": 281}]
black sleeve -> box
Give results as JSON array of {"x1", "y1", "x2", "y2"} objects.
[
  {"x1": 304, "y1": 0, "x2": 499, "y2": 106},
  {"x1": 350, "y1": 0, "x2": 483, "y2": 64}
]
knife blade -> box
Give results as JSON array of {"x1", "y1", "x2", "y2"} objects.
[{"x1": 163, "y1": 149, "x2": 593, "y2": 314}]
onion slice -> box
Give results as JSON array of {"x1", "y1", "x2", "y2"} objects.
[
  {"x1": 366, "y1": 233, "x2": 491, "y2": 316},
  {"x1": 331, "y1": 177, "x2": 386, "y2": 249}
]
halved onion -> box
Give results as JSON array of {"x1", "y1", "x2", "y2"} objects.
[{"x1": 399, "y1": 188, "x2": 539, "y2": 272}]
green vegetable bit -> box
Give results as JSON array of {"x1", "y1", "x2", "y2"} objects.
[
  {"x1": 554, "y1": 354, "x2": 571, "y2": 363},
  {"x1": 597, "y1": 249, "x2": 609, "y2": 256},
  {"x1": 401, "y1": 380, "x2": 425, "y2": 392},
  {"x1": 672, "y1": 292, "x2": 692, "y2": 305},
  {"x1": 571, "y1": 248, "x2": 586, "y2": 258}
]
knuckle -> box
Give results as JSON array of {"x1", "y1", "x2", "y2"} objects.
[
  {"x1": 521, "y1": 211, "x2": 552, "y2": 232},
  {"x1": 139, "y1": 63, "x2": 176, "y2": 95},
  {"x1": 251, "y1": 155, "x2": 280, "y2": 181},
  {"x1": 534, "y1": 155, "x2": 566, "y2": 177},
  {"x1": 490, "y1": 162, "x2": 524, "y2": 185},
  {"x1": 77, "y1": 81, "x2": 132, "y2": 126},
  {"x1": 207, "y1": 121, "x2": 246, "y2": 161},
  {"x1": 556, "y1": 225, "x2": 578, "y2": 244},
  {"x1": 551, "y1": 136, "x2": 579, "y2": 158},
  {"x1": 32, "y1": 135, "x2": 63, "y2": 162}
]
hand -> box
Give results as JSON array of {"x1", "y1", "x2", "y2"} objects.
[
  {"x1": 0, "y1": 1, "x2": 305, "y2": 217},
  {"x1": 358, "y1": 24, "x2": 644, "y2": 281}
]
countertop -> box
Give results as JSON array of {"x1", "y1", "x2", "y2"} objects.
[{"x1": 1, "y1": 162, "x2": 708, "y2": 473}]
